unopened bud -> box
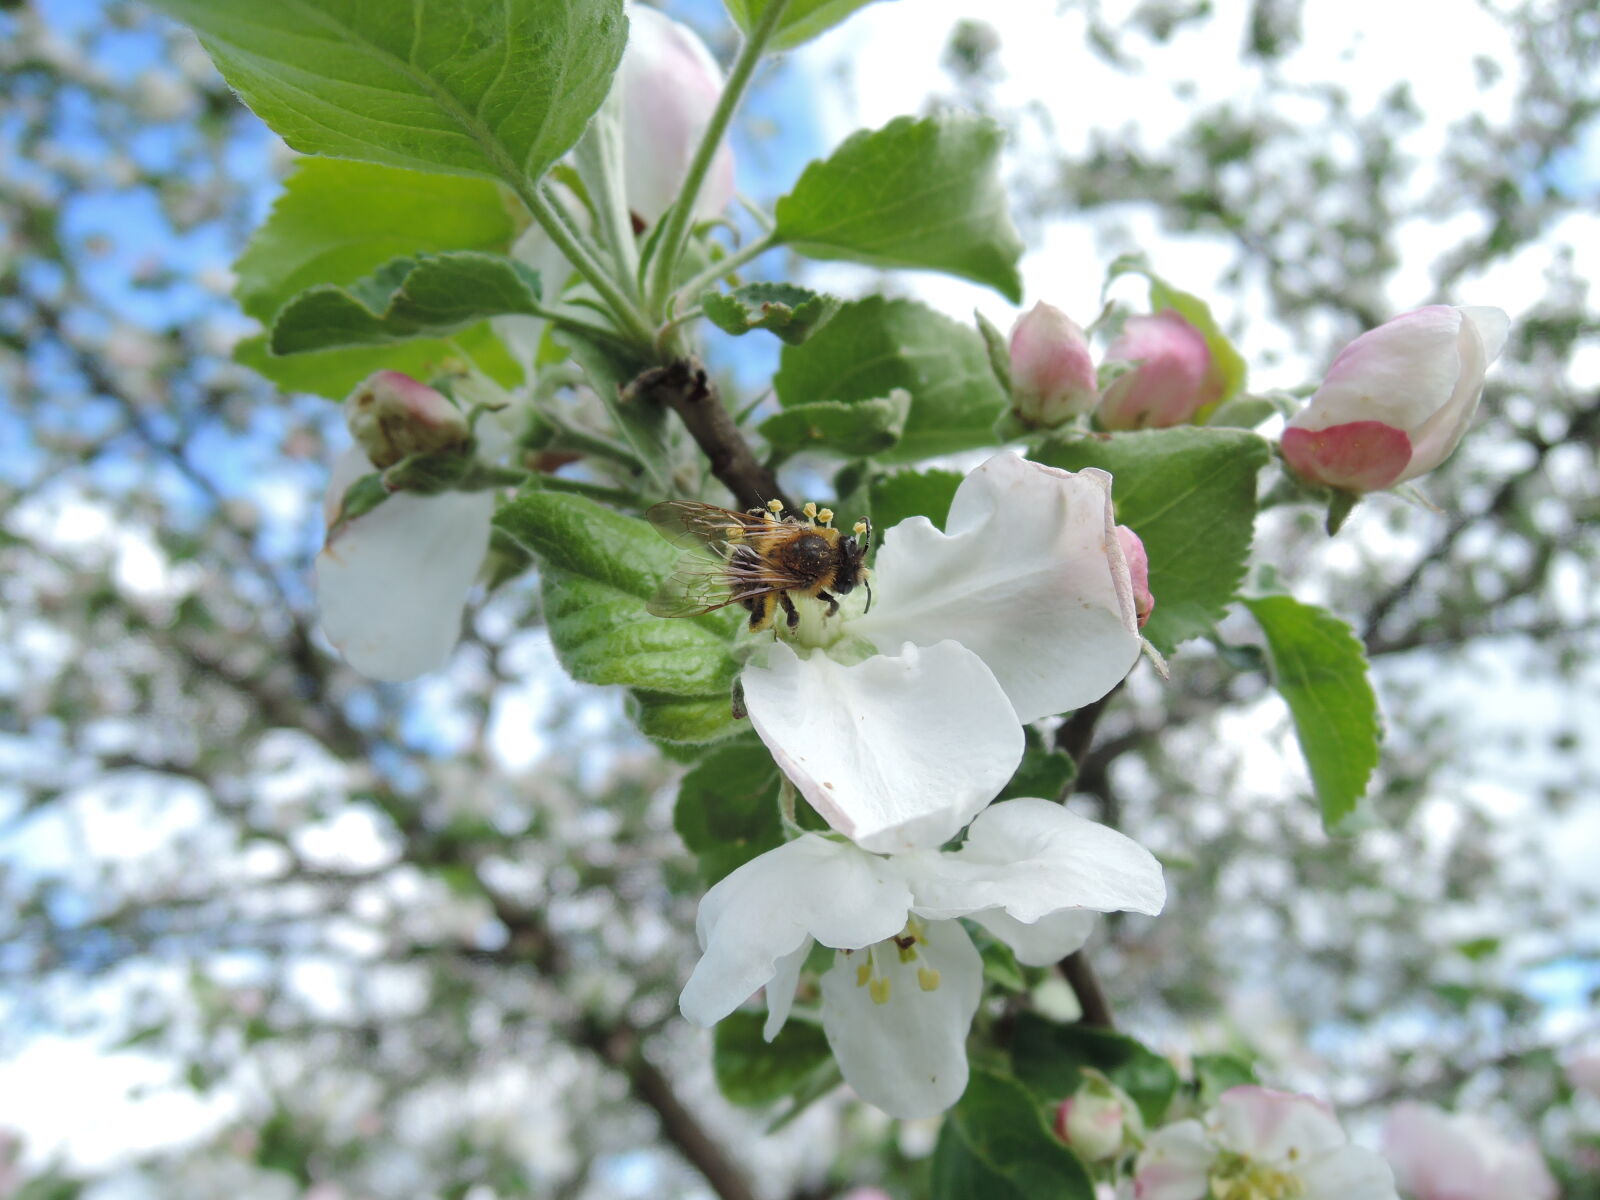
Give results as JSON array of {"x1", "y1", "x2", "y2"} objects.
[
  {"x1": 616, "y1": 4, "x2": 736, "y2": 225},
  {"x1": 1054, "y1": 1069, "x2": 1141, "y2": 1162},
  {"x1": 345, "y1": 371, "x2": 469, "y2": 470},
  {"x1": 1281, "y1": 305, "x2": 1509, "y2": 493},
  {"x1": 1008, "y1": 301, "x2": 1098, "y2": 427},
  {"x1": 1115, "y1": 526, "x2": 1154, "y2": 629},
  {"x1": 1097, "y1": 310, "x2": 1212, "y2": 430}
]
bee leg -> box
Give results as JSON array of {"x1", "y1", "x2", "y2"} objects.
[
  {"x1": 779, "y1": 591, "x2": 800, "y2": 630},
  {"x1": 816, "y1": 589, "x2": 839, "y2": 618}
]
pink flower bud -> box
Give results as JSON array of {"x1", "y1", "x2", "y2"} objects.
[
  {"x1": 1282, "y1": 305, "x2": 1509, "y2": 492},
  {"x1": 1382, "y1": 1102, "x2": 1556, "y2": 1200},
  {"x1": 1008, "y1": 302, "x2": 1098, "y2": 427},
  {"x1": 1115, "y1": 526, "x2": 1154, "y2": 629},
  {"x1": 344, "y1": 370, "x2": 469, "y2": 470},
  {"x1": 1054, "y1": 1070, "x2": 1140, "y2": 1161},
  {"x1": 1096, "y1": 310, "x2": 1213, "y2": 430},
  {"x1": 617, "y1": 5, "x2": 735, "y2": 225}
]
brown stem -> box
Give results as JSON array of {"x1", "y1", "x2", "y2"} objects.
[
  {"x1": 627, "y1": 358, "x2": 791, "y2": 510},
  {"x1": 1059, "y1": 951, "x2": 1115, "y2": 1030},
  {"x1": 1054, "y1": 687, "x2": 1121, "y2": 1027}
]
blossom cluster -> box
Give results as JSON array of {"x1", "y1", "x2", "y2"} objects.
[{"x1": 284, "y1": 1, "x2": 1531, "y2": 1185}]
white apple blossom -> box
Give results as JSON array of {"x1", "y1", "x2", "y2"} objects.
[
  {"x1": 1133, "y1": 1086, "x2": 1398, "y2": 1200},
  {"x1": 1381, "y1": 1101, "x2": 1557, "y2": 1200},
  {"x1": 316, "y1": 444, "x2": 493, "y2": 683},
  {"x1": 679, "y1": 797, "x2": 1164, "y2": 1119},
  {"x1": 315, "y1": 373, "x2": 509, "y2": 683},
  {"x1": 741, "y1": 451, "x2": 1145, "y2": 855}
]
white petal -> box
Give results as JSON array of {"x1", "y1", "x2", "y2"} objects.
[
  {"x1": 819, "y1": 919, "x2": 982, "y2": 1119},
  {"x1": 853, "y1": 453, "x2": 1142, "y2": 722},
  {"x1": 1133, "y1": 1121, "x2": 1214, "y2": 1200},
  {"x1": 1399, "y1": 304, "x2": 1501, "y2": 482},
  {"x1": 902, "y1": 797, "x2": 1165, "y2": 923},
  {"x1": 316, "y1": 450, "x2": 492, "y2": 682},
  {"x1": 968, "y1": 907, "x2": 1096, "y2": 967},
  {"x1": 742, "y1": 640, "x2": 1023, "y2": 853},
  {"x1": 763, "y1": 939, "x2": 810, "y2": 1042},
  {"x1": 679, "y1": 835, "x2": 911, "y2": 1028},
  {"x1": 1212, "y1": 1086, "x2": 1347, "y2": 1164},
  {"x1": 1459, "y1": 305, "x2": 1509, "y2": 364},
  {"x1": 1300, "y1": 1146, "x2": 1400, "y2": 1200}
]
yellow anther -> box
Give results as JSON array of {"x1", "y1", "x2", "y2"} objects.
[
  {"x1": 917, "y1": 967, "x2": 942, "y2": 992},
  {"x1": 852, "y1": 520, "x2": 868, "y2": 536},
  {"x1": 856, "y1": 961, "x2": 872, "y2": 987},
  {"x1": 897, "y1": 941, "x2": 919, "y2": 964},
  {"x1": 817, "y1": 507, "x2": 834, "y2": 525},
  {"x1": 868, "y1": 976, "x2": 892, "y2": 1005},
  {"x1": 802, "y1": 501, "x2": 818, "y2": 520},
  {"x1": 767, "y1": 498, "x2": 784, "y2": 513}
]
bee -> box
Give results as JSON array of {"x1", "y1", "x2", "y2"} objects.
[{"x1": 646, "y1": 499, "x2": 871, "y2": 633}]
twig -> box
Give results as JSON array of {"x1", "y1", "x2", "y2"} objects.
[
  {"x1": 1059, "y1": 951, "x2": 1116, "y2": 1030},
  {"x1": 626, "y1": 359, "x2": 790, "y2": 510},
  {"x1": 1054, "y1": 686, "x2": 1122, "y2": 1027}
]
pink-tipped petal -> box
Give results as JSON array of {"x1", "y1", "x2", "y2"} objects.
[{"x1": 1281, "y1": 421, "x2": 1413, "y2": 492}]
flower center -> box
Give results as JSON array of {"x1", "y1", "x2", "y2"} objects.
[
  {"x1": 1209, "y1": 1154, "x2": 1306, "y2": 1200},
  {"x1": 847, "y1": 919, "x2": 941, "y2": 1004}
]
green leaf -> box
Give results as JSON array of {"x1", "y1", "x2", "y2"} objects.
[
  {"x1": 998, "y1": 733, "x2": 1076, "y2": 802},
  {"x1": 933, "y1": 1069, "x2": 1095, "y2": 1200},
  {"x1": 493, "y1": 492, "x2": 741, "y2": 738},
  {"x1": 674, "y1": 742, "x2": 783, "y2": 884},
  {"x1": 974, "y1": 931, "x2": 1028, "y2": 993},
  {"x1": 1010, "y1": 1013, "x2": 1180, "y2": 1127},
  {"x1": 270, "y1": 252, "x2": 542, "y2": 353},
  {"x1": 236, "y1": 325, "x2": 520, "y2": 400},
  {"x1": 232, "y1": 157, "x2": 521, "y2": 397},
  {"x1": 540, "y1": 569, "x2": 738, "y2": 694},
  {"x1": 150, "y1": 0, "x2": 626, "y2": 185},
  {"x1": 722, "y1": 0, "x2": 893, "y2": 50},
  {"x1": 775, "y1": 114, "x2": 1024, "y2": 301},
  {"x1": 759, "y1": 392, "x2": 911, "y2": 459},
  {"x1": 1206, "y1": 395, "x2": 1278, "y2": 429},
  {"x1": 1034, "y1": 428, "x2": 1271, "y2": 654},
  {"x1": 628, "y1": 689, "x2": 744, "y2": 745},
  {"x1": 866, "y1": 468, "x2": 964, "y2": 539},
  {"x1": 1241, "y1": 595, "x2": 1381, "y2": 830},
  {"x1": 1192, "y1": 1053, "x2": 1258, "y2": 1106},
  {"x1": 975, "y1": 309, "x2": 1013, "y2": 393},
  {"x1": 775, "y1": 298, "x2": 1007, "y2": 463},
  {"x1": 1106, "y1": 255, "x2": 1247, "y2": 415},
  {"x1": 701, "y1": 282, "x2": 843, "y2": 345},
  {"x1": 713, "y1": 1011, "x2": 834, "y2": 1107}
]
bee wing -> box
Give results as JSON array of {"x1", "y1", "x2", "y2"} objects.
[
  {"x1": 646, "y1": 558, "x2": 746, "y2": 618},
  {"x1": 646, "y1": 501, "x2": 767, "y2": 555}
]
